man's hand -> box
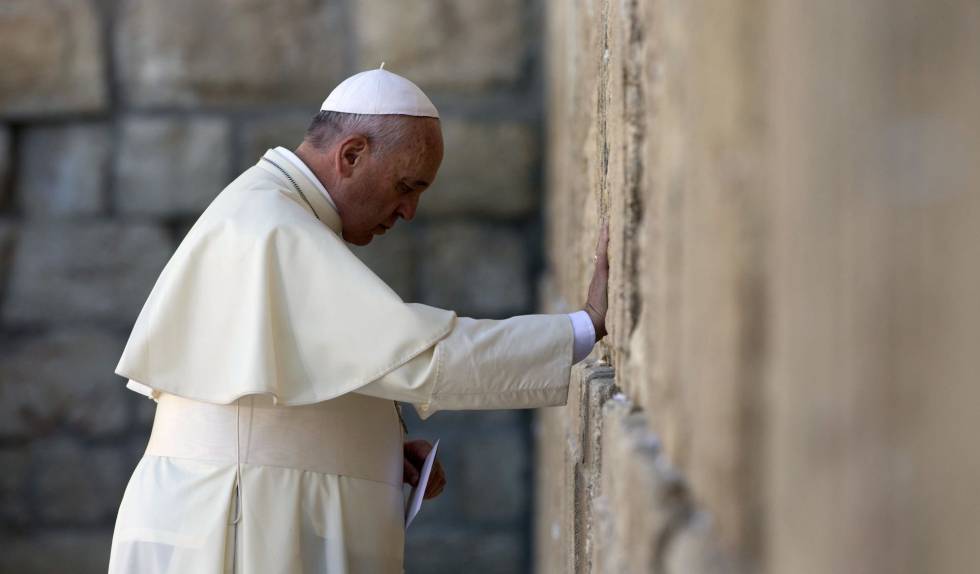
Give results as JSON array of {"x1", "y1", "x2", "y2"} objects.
[
  {"x1": 403, "y1": 440, "x2": 446, "y2": 499},
  {"x1": 584, "y1": 221, "x2": 610, "y2": 340}
]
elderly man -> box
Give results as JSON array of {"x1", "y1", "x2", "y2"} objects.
[{"x1": 107, "y1": 68, "x2": 609, "y2": 574}]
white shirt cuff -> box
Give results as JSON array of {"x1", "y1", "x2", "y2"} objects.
[{"x1": 567, "y1": 310, "x2": 596, "y2": 364}]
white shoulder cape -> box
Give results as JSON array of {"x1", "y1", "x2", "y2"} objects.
[{"x1": 115, "y1": 148, "x2": 456, "y2": 405}]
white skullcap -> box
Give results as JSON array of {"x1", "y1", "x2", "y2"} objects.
[{"x1": 320, "y1": 63, "x2": 439, "y2": 118}]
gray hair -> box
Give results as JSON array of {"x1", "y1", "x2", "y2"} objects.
[{"x1": 304, "y1": 110, "x2": 421, "y2": 157}]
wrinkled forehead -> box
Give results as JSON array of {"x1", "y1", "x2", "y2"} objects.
[{"x1": 389, "y1": 117, "x2": 443, "y2": 167}]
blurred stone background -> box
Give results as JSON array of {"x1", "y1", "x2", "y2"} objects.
[{"x1": 0, "y1": 0, "x2": 544, "y2": 572}]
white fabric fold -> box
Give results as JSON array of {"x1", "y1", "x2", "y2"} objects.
[
  {"x1": 115, "y1": 148, "x2": 456, "y2": 406},
  {"x1": 355, "y1": 313, "x2": 574, "y2": 420}
]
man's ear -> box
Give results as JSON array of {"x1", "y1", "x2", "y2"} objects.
[{"x1": 337, "y1": 135, "x2": 368, "y2": 178}]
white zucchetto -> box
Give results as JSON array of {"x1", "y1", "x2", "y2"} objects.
[{"x1": 320, "y1": 64, "x2": 440, "y2": 118}]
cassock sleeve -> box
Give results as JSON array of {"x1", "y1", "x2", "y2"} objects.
[{"x1": 353, "y1": 313, "x2": 579, "y2": 420}]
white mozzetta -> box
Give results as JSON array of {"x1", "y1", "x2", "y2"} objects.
[
  {"x1": 275, "y1": 145, "x2": 339, "y2": 212},
  {"x1": 115, "y1": 147, "x2": 455, "y2": 406}
]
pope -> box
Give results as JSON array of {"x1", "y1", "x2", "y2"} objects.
[{"x1": 107, "y1": 67, "x2": 609, "y2": 574}]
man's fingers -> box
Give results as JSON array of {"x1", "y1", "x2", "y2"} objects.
[
  {"x1": 404, "y1": 440, "x2": 432, "y2": 466},
  {"x1": 405, "y1": 441, "x2": 447, "y2": 497},
  {"x1": 423, "y1": 462, "x2": 446, "y2": 499},
  {"x1": 424, "y1": 473, "x2": 446, "y2": 499},
  {"x1": 596, "y1": 223, "x2": 610, "y2": 264},
  {"x1": 403, "y1": 460, "x2": 419, "y2": 486}
]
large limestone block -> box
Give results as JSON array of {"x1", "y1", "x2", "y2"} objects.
[
  {"x1": 116, "y1": 0, "x2": 346, "y2": 107},
  {"x1": 533, "y1": 361, "x2": 614, "y2": 574},
  {"x1": 0, "y1": 329, "x2": 130, "y2": 439},
  {"x1": 542, "y1": 0, "x2": 606, "y2": 336},
  {"x1": 2, "y1": 222, "x2": 172, "y2": 324},
  {"x1": 569, "y1": 364, "x2": 615, "y2": 573},
  {"x1": 663, "y1": 512, "x2": 732, "y2": 574},
  {"x1": 534, "y1": 402, "x2": 568, "y2": 574},
  {"x1": 594, "y1": 397, "x2": 688, "y2": 574},
  {"x1": 354, "y1": 0, "x2": 527, "y2": 91},
  {"x1": 646, "y1": 0, "x2": 769, "y2": 561},
  {"x1": 0, "y1": 0, "x2": 106, "y2": 117},
  {"x1": 115, "y1": 117, "x2": 230, "y2": 217},
  {"x1": 17, "y1": 123, "x2": 111, "y2": 218},
  {"x1": 419, "y1": 222, "x2": 530, "y2": 317},
  {"x1": 421, "y1": 120, "x2": 537, "y2": 218},
  {"x1": 767, "y1": 2, "x2": 980, "y2": 573}
]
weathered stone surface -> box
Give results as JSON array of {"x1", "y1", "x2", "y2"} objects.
[
  {"x1": 351, "y1": 223, "x2": 416, "y2": 300},
  {"x1": 540, "y1": 0, "x2": 766, "y2": 571},
  {"x1": 593, "y1": 397, "x2": 689, "y2": 574},
  {"x1": 2, "y1": 222, "x2": 172, "y2": 324},
  {"x1": 17, "y1": 123, "x2": 111, "y2": 218},
  {"x1": 533, "y1": 402, "x2": 567, "y2": 574},
  {"x1": 534, "y1": 362, "x2": 614, "y2": 574},
  {"x1": 238, "y1": 113, "x2": 313, "y2": 171},
  {"x1": 406, "y1": 525, "x2": 523, "y2": 574},
  {"x1": 664, "y1": 512, "x2": 732, "y2": 574},
  {"x1": 115, "y1": 117, "x2": 230, "y2": 217},
  {"x1": 0, "y1": 448, "x2": 30, "y2": 527},
  {"x1": 116, "y1": 0, "x2": 346, "y2": 107},
  {"x1": 354, "y1": 0, "x2": 527, "y2": 92},
  {"x1": 32, "y1": 437, "x2": 130, "y2": 524},
  {"x1": 0, "y1": 329, "x2": 130, "y2": 438},
  {"x1": 421, "y1": 120, "x2": 537, "y2": 217},
  {"x1": 767, "y1": 3, "x2": 980, "y2": 573},
  {"x1": 0, "y1": 0, "x2": 107, "y2": 117},
  {"x1": 0, "y1": 530, "x2": 113, "y2": 572},
  {"x1": 460, "y1": 426, "x2": 527, "y2": 523},
  {"x1": 420, "y1": 222, "x2": 529, "y2": 317}
]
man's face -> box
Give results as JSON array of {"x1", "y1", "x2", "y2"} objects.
[{"x1": 337, "y1": 119, "x2": 443, "y2": 246}]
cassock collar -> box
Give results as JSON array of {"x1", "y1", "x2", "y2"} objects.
[
  {"x1": 258, "y1": 147, "x2": 344, "y2": 237},
  {"x1": 274, "y1": 146, "x2": 339, "y2": 212}
]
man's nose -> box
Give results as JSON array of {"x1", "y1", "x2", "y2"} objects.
[{"x1": 397, "y1": 197, "x2": 418, "y2": 221}]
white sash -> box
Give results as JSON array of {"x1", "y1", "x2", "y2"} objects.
[{"x1": 145, "y1": 392, "x2": 404, "y2": 489}]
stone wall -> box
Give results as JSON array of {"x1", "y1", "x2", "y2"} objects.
[
  {"x1": 0, "y1": 1, "x2": 544, "y2": 572},
  {"x1": 536, "y1": 1, "x2": 980, "y2": 573}
]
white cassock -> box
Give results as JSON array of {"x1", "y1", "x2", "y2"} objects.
[{"x1": 107, "y1": 146, "x2": 596, "y2": 574}]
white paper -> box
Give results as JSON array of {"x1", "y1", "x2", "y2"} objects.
[{"x1": 404, "y1": 438, "x2": 440, "y2": 529}]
